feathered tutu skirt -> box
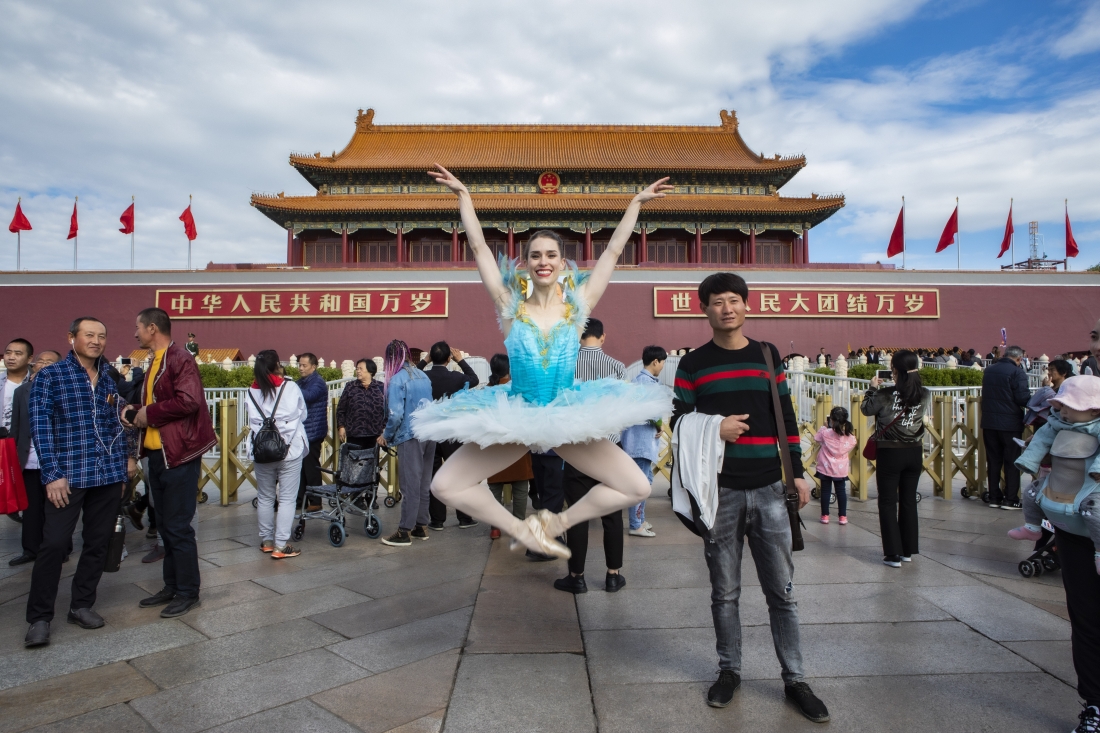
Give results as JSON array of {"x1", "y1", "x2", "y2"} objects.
[{"x1": 410, "y1": 378, "x2": 672, "y2": 452}]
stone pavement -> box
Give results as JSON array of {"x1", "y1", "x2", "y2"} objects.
[{"x1": 0, "y1": 473, "x2": 1084, "y2": 732}]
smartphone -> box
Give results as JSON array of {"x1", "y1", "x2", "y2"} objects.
[
  {"x1": 121, "y1": 358, "x2": 132, "y2": 366},
  {"x1": 877, "y1": 370, "x2": 892, "y2": 380},
  {"x1": 124, "y1": 407, "x2": 138, "y2": 424}
]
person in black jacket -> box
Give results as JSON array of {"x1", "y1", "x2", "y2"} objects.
[
  {"x1": 8, "y1": 350, "x2": 62, "y2": 566},
  {"x1": 418, "y1": 341, "x2": 480, "y2": 530},
  {"x1": 980, "y1": 345, "x2": 1031, "y2": 509}
]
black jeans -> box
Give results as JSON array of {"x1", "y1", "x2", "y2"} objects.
[
  {"x1": 298, "y1": 438, "x2": 324, "y2": 507},
  {"x1": 26, "y1": 481, "x2": 121, "y2": 623},
  {"x1": 984, "y1": 429, "x2": 1023, "y2": 504},
  {"x1": 876, "y1": 444, "x2": 922, "y2": 557},
  {"x1": 563, "y1": 463, "x2": 623, "y2": 575},
  {"x1": 147, "y1": 451, "x2": 202, "y2": 599},
  {"x1": 20, "y1": 468, "x2": 44, "y2": 557},
  {"x1": 531, "y1": 453, "x2": 566, "y2": 512},
  {"x1": 429, "y1": 440, "x2": 472, "y2": 525},
  {"x1": 1055, "y1": 528, "x2": 1100, "y2": 706}
]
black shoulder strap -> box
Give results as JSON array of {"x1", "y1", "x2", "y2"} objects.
[
  {"x1": 759, "y1": 342, "x2": 798, "y2": 495},
  {"x1": 248, "y1": 381, "x2": 286, "y2": 421}
]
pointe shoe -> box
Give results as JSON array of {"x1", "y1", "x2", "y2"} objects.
[
  {"x1": 536, "y1": 509, "x2": 567, "y2": 538},
  {"x1": 509, "y1": 514, "x2": 571, "y2": 559},
  {"x1": 1007, "y1": 526, "x2": 1042, "y2": 541}
]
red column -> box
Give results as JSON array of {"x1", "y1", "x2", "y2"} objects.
[
  {"x1": 286, "y1": 228, "x2": 293, "y2": 265},
  {"x1": 803, "y1": 227, "x2": 809, "y2": 263},
  {"x1": 451, "y1": 227, "x2": 460, "y2": 262},
  {"x1": 694, "y1": 226, "x2": 702, "y2": 264},
  {"x1": 749, "y1": 229, "x2": 756, "y2": 264},
  {"x1": 638, "y1": 228, "x2": 647, "y2": 265},
  {"x1": 396, "y1": 228, "x2": 404, "y2": 263},
  {"x1": 584, "y1": 226, "x2": 592, "y2": 261},
  {"x1": 507, "y1": 226, "x2": 515, "y2": 259},
  {"x1": 341, "y1": 226, "x2": 349, "y2": 264}
]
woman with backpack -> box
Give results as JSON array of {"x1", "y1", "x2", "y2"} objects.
[
  {"x1": 246, "y1": 350, "x2": 309, "y2": 559},
  {"x1": 861, "y1": 350, "x2": 931, "y2": 568}
]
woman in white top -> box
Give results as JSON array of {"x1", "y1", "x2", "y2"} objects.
[{"x1": 246, "y1": 350, "x2": 309, "y2": 558}]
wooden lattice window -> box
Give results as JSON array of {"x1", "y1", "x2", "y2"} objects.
[
  {"x1": 592, "y1": 240, "x2": 635, "y2": 265},
  {"x1": 756, "y1": 241, "x2": 792, "y2": 265},
  {"x1": 304, "y1": 240, "x2": 341, "y2": 265},
  {"x1": 701, "y1": 240, "x2": 742, "y2": 265},
  {"x1": 356, "y1": 241, "x2": 398, "y2": 263},
  {"x1": 409, "y1": 239, "x2": 452, "y2": 263},
  {"x1": 647, "y1": 239, "x2": 689, "y2": 264}
]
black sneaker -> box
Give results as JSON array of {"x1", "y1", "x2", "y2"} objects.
[
  {"x1": 458, "y1": 518, "x2": 479, "y2": 529},
  {"x1": 553, "y1": 574, "x2": 588, "y2": 594},
  {"x1": 785, "y1": 681, "x2": 830, "y2": 722},
  {"x1": 410, "y1": 526, "x2": 430, "y2": 541},
  {"x1": 605, "y1": 572, "x2": 626, "y2": 592},
  {"x1": 1001, "y1": 501, "x2": 1022, "y2": 511},
  {"x1": 427, "y1": 522, "x2": 445, "y2": 531},
  {"x1": 1074, "y1": 704, "x2": 1100, "y2": 733},
  {"x1": 381, "y1": 530, "x2": 411, "y2": 547},
  {"x1": 988, "y1": 501, "x2": 1001, "y2": 509},
  {"x1": 706, "y1": 670, "x2": 741, "y2": 708},
  {"x1": 883, "y1": 555, "x2": 902, "y2": 568}
]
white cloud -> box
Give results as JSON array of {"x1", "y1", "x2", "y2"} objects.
[
  {"x1": 1, "y1": 0, "x2": 1097, "y2": 271},
  {"x1": 1054, "y1": 1, "x2": 1100, "y2": 58}
]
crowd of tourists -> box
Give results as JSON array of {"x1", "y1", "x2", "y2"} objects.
[{"x1": 3, "y1": 295, "x2": 1099, "y2": 731}]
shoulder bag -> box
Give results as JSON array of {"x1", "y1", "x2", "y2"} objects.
[
  {"x1": 759, "y1": 342, "x2": 805, "y2": 552},
  {"x1": 249, "y1": 383, "x2": 290, "y2": 464},
  {"x1": 862, "y1": 406, "x2": 905, "y2": 461}
]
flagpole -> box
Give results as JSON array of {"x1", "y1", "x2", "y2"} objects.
[
  {"x1": 956, "y1": 197, "x2": 960, "y2": 271},
  {"x1": 131, "y1": 195, "x2": 135, "y2": 270},
  {"x1": 901, "y1": 196, "x2": 905, "y2": 270},
  {"x1": 73, "y1": 196, "x2": 78, "y2": 271},
  {"x1": 187, "y1": 194, "x2": 192, "y2": 270},
  {"x1": 15, "y1": 196, "x2": 20, "y2": 271},
  {"x1": 1010, "y1": 198, "x2": 1014, "y2": 267}
]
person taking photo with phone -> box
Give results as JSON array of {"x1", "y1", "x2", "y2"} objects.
[{"x1": 125, "y1": 308, "x2": 216, "y2": 619}]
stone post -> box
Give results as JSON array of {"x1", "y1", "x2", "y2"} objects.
[
  {"x1": 946, "y1": 355, "x2": 957, "y2": 369},
  {"x1": 341, "y1": 359, "x2": 355, "y2": 379},
  {"x1": 222, "y1": 357, "x2": 233, "y2": 371},
  {"x1": 247, "y1": 354, "x2": 256, "y2": 368},
  {"x1": 835, "y1": 354, "x2": 848, "y2": 378}
]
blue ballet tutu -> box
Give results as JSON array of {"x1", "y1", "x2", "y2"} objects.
[{"x1": 410, "y1": 378, "x2": 671, "y2": 452}]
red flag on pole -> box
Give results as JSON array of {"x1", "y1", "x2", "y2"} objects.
[
  {"x1": 179, "y1": 205, "x2": 197, "y2": 241},
  {"x1": 997, "y1": 203, "x2": 1013, "y2": 258},
  {"x1": 886, "y1": 205, "x2": 904, "y2": 258},
  {"x1": 67, "y1": 200, "x2": 78, "y2": 240},
  {"x1": 1066, "y1": 201, "x2": 1079, "y2": 259},
  {"x1": 8, "y1": 202, "x2": 31, "y2": 233},
  {"x1": 119, "y1": 203, "x2": 135, "y2": 234},
  {"x1": 936, "y1": 205, "x2": 958, "y2": 252}
]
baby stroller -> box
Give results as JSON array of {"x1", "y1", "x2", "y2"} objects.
[
  {"x1": 293, "y1": 443, "x2": 383, "y2": 547},
  {"x1": 1018, "y1": 520, "x2": 1061, "y2": 578}
]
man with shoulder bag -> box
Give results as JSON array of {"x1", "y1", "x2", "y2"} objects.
[
  {"x1": 125, "y1": 308, "x2": 216, "y2": 619},
  {"x1": 670, "y1": 272, "x2": 827, "y2": 723}
]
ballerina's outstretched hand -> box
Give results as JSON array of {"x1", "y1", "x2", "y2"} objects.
[
  {"x1": 427, "y1": 164, "x2": 468, "y2": 195},
  {"x1": 637, "y1": 177, "x2": 674, "y2": 203}
]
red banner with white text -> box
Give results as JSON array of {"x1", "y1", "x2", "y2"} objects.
[
  {"x1": 654, "y1": 287, "x2": 939, "y2": 319},
  {"x1": 156, "y1": 288, "x2": 449, "y2": 319}
]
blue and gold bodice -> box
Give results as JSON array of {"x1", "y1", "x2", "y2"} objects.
[{"x1": 499, "y1": 257, "x2": 590, "y2": 406}]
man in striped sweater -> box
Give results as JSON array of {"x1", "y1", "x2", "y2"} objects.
[{"x1": 671, "y1": 272, "x2": 828, "y2": 723}]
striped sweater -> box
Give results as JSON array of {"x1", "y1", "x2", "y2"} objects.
[{"x1": 672, "y1": 339, "x2": 803, "y2": 490}]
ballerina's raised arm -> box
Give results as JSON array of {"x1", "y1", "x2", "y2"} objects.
[
  {"x1": 428, "y1": 165, "x2": 511, "y2": 313},
  {"x1": 579, "y1": 177, "x2": 673, "y2": 311}
]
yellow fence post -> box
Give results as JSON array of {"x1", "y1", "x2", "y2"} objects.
[{"x1": 851, "y1": 393, "x2": 871, "y2": 502}]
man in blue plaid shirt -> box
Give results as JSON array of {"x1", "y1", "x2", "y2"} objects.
[{"x1": 23, "y1": 316, "x2": 136, "y2": 648}]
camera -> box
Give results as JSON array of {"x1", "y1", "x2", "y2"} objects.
[
  {"x1": 876, "y1": 370, "x2": 892, "y2": 380},
  {"x1": 121, "y1": 358, "x2": 132, "y2": 366}
]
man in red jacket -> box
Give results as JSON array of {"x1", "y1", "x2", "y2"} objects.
[{"x1": 125, "y1": 308, "x2": 216, "y2": 618}]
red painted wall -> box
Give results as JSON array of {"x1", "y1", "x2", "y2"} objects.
[{"x1": 3, "y1": 278, "x2": 1096, "y2": 364}]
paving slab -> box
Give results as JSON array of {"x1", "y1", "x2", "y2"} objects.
[
  {"x1": 465, "y1": 573, "x2": 583, "y2": 654},
  {"x1": 1002, "y1": 640, "x2": 1077, "y2": 688},
  {"x1": 201, "y1": 699, "x2": 363, "y2": 733},
  {"x1": 445, "y1": 653, "x2": 596, "y2": 733},
  {"x1": 0, "y1": 620, "x2": 205, "y2": 691},
  {"x1": 584, "y1": 621, "x2": 1038, "y2": 685},
  {"x1": 131, "y1": 617, "x2": 343, "y2": 688},
  {"x1": 327, "y1": 606, "x2": 472, "y2": 673},
  {"x1": 21, "y1": 703, "x2": 155, "y2": 733},
  {"x1": 911, "y1": 584, "x2": 1071, "y2": 641},
  {"x1": 312, "y1": 649, "x2": 459, "y2": 733},
  {"x1": 591, "y1": 672, "x2": 1079, "y2": 733},
  {"x1": 253, "y1": 554, "x2": 405, "y2": 595},
  {"x1": 384, "y1": 710, "x2": 444, "y2": 733},
  {"x1": 184, "y1": 585, "x2": 369, "y2": 638},
  {"x1": 0, "y1": 662, "x2": 157, "y2": 733},
  {"x1": 338, "y1": 552, "x2": 488, "y2": 599},
  {"x1": 310, "y1": 575, "x2": 479, "y2": 639},
  {"x1": 128, "y1": 648, "x2": 369, "y2": 733}
]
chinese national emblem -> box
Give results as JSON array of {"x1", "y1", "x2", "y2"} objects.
[{"x1": 538, "y1": 171, "x2": 560, "y2": 195}]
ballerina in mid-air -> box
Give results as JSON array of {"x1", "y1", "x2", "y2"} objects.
[{"x1": 413, "y1": 165, "x2": 674, "y2": 558}]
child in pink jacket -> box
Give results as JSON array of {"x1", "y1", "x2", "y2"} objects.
[{"x1": 814, "y1": 407, "x2": 858, "y2": 524}]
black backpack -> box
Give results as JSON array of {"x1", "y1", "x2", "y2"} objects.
[{"x1": 248, "y1": 383, "x2": 290, "y2": 464}]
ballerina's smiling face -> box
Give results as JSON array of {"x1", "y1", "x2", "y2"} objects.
[{"x1": 525, "y1": 234, "x2": 565, "y2": 287}]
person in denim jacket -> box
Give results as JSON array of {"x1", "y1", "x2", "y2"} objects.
[{"x1": 378, "y1": 340, "x2": 435, "y2": 546}]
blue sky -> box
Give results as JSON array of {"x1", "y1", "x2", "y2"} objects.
[{"x1": 0, "y1": 0, "x2": 1097, "y2": 271}]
